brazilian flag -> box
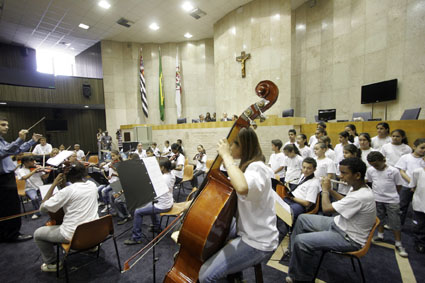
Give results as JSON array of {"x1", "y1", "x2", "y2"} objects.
[{"x1": 159, "y1": 47, "x2": 165, "y2": 121}]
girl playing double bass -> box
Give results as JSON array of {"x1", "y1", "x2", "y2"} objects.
[{"x1": 199, "y1": 127, "x2": 279, "y2": 282}]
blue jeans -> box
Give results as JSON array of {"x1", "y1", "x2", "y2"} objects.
[
  {"x1": 131, "y1": 203, "x2": 171, "y2": 241},
  {"x1": 289, "y1": 214, "x2": 361, "y2": 281},
  {"x1": 98, "y1": 184, "x2": 112, "y2": 204},
  {"x1": 26, "y1": 189, "x2": 41, "y2": 216},
  {"x1": 199, "y1": 237, "x2": 273, "y2": 283},
  {"x1": 112, "y1": 197, "x2": 130, "y2": 219}
]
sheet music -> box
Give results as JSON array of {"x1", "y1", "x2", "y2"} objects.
[
  {"x1": 273, "y1": 190, "x2": 293, "y2": 227},
  {"x1": 46, "y1": 150, "x2": 73, "y2": 167},
  {"x1": 39, "y1": 184, "x2": 58, "y2": 199},
  {"x1": 142, "y1": 157, "x2": 168, "y2": 198}
]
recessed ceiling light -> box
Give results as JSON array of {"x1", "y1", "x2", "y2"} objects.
[
  {"x1": 84, "y1": 105, "x2": 89, "y2": 108},
  {"x1": 184, "y1": 32, "x2": 192, "y2": 38},
  {"x1": 79, "y1": 23, "x2": 90, "y2": 30},
  {"x1": 182, "y1": 2, "x2": 194, "y2": 12},
  {"x1": 0, "y1": 102, "x2": 7, "y2": 105},
  {"x1": 70, "y1": 47, "x2": 75, "y2": 50},
  {"x1": 98, "y1": 0, "x2": 111, "y2": 9},
  {"x1": 149, "y1": 23, "x2": 159, "y2": 30}
]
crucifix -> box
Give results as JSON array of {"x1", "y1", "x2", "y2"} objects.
[{"x1": 236, "y1": 51, "x2": 251, "y2": 78}]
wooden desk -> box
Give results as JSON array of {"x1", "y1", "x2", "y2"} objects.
[{"x1": 301, "y1": 120, "x2": 425, "y2": 148}]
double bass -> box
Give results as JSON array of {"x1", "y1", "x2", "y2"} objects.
[{"x1": 164, "y1": 80, "x2": 278, "y2": 282}]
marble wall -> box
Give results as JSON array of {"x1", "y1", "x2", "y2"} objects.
[
  {"x1": 101, "y1": 39, "x2": 215, "y2": 134},
  {"x1": 292, "y1": 0, "x2": 425, "y2": 122},
  {"x1": 213, "y1": 0, "x2": 292, "y2": 119}
]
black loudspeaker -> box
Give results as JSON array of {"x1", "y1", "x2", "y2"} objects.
[{"x1": 82, "y1": 83, "x2": 91, "y2": 98}]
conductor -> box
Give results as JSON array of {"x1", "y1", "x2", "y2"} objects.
[{"x1": 0, "y1": 117, "x2": 42, "y2": 242}]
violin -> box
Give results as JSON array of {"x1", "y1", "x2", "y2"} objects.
[
  {"x1": 29, "y1": 165, "x2": 57, "y2": 173},
  {"x1": 164, "y1": 80, "x2": 278, "y2": 282},
  {"x1": 169, "y1": 153, "x2": 179, "y2": 162}
]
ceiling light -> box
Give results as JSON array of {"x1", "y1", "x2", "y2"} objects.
[
  {"x1": 149, "y1": 23, "x2": 159, "y2": 30},
  {"x1": 84, "y1": 105, "x2": 89, "y2": 108},
  {"x1": 70, "y1": 47, "x2": 75, "y2": 50},
  {"x1": 98, "y1": 1, "x2": 111, "y2": 9},
  {"x1": 0, "y1": 102, "x2": 7, "y2": 105},
  {"x1": 79, "y1": 23, "x2": 90, "y2": 30},
  {"x1": 184, "y1": 32, "x2": 192, "y2": 38},
  {"x1": 182, "y1": 2, "x2": 194, "y2": 12}
]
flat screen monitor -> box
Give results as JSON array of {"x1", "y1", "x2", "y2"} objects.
[
  {"x1": 318, "y1": 109, "x2": 336, "y2": 122},
  {"x1": 361, "y1": 79, "x2": 397, "y2": 104},
  {"x1": 45, "y1": 120, "x2": 67, "y2": 132}
]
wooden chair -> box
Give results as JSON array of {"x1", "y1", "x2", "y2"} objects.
[
  {"x1": 16, "y1": 178, "x2": 28, "y2": 217},
  {"x1": 160, "y1": 187, "x2": 198, "y2": 228},
  {"x1": 87, "y1": 155, "x2": 99, "y2": 164},
  {"x1": 305, "y1": 193, "x2": 320, "y2": 215},
  {"x1": 56, "y1": 214, "x2": 121, "y2": 282},
  {"x1": 177, "y1": 164, "x2": 194, "y2": 201},
  {"x1": 313, "y1": 217, "x2": 380, "y2": 282}
]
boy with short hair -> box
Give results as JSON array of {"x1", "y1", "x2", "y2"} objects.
[
  {"x1": 366, "y1": 151, "x2": 407, "y2": 257},
  {"x1": 284, "y1": 129, "x2": 297, "y2": 147}
]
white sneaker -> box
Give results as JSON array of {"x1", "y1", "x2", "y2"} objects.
[
  {"x1": 100, "y1": 205, "x2": 110, "y2": 213},
  {"x1": 395, "y1": 245, "x2": 408, "y2": 257},
  {"x1": 41, "y1": 262, "x2": 63, "y2": 272},
  {"x1": 31, "y1": 214, "x2": 39, "y2": 219}
]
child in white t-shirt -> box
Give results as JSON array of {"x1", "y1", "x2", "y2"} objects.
[
  {"x1": 359, "y1": 133, "x2": 376, "y2": 167},
  {"x1": 345, "y1": 124, "x2": 360, "y2": 148},
  {"x1": 16, "y1": 156, "x2": 49, "y2": 219},
  {"x1": 283, "y1": 144, "x2": 303, "y2": 190},
  {"x1": 319, "y1": 136, "x2": 336, "y2": 161},
  {"x1": 334, "y1": 131, "x2": 351, "y2": 167},
  {"x1": 296, "y1": 134, "x2": 312, "y2": 159},
  {"x1": 337, "y1": 144, "x2": 361, "y2": 195},
  {"x1": 395, "y1": 138, "x2": 425, "y2": 225},
  {"x1": 381, "y1": 129, "x2": 412, "y2": 167},
  {"x1": 284, "y1": 129, "x2": 298, "y2": 148},
  {"x1": 409, "y1": 166, "x2": 425, "y2": 253},
  {"x1": 372, "y1": 122, "x2": 392, "y2": 150},
  {"x1": 313, "y1": 142, "x2": 336, "y2": 180},
  {"x1": 268, "y1": 139, "x2": 285, "y2": 182},
  {"x1": 366, "y1": 151, "x2": 407, "y2": 257}
]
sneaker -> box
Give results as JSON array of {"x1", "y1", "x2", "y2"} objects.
[
  {"x1": 117, "y1": 217, "x2": 130, "y2": 225},
  {"x1": 31, "y1": 214, "x2": 39, "y2": 219},
  {"x1": 100, "y1": 205, "x2": 110, "y2": 213},
  {"x1": 41, "y1": 262, "x2": 63, "y2": 272},
  {"x1": 373, "y1": 236, "x2": 384, "y2": 242},
  {"x1": 98, "y1": 201, "x2": 105, "y2": 207},
  {"x1": 384, "y1": 224, "x2": 391, "y2": 230},
  {"x1": 285, "y1": 276, "x2": 294, "y2": 283},
  {"x1": 395, "y1": 245, "x2": 408, "y2": 257},
  {"x1": 124, "y1": 239, "x2": 142, "y2": 245}
]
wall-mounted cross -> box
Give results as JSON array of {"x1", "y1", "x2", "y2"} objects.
[{"x1": 236, "y1": 51, "x2": 251, "y2": 78}]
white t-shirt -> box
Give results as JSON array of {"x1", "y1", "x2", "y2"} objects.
[
  {"x1": 162, "y1": 146, "x2": 172, "y2": 157},
  {"x1": 298, "y1": 146, "x2": 313, "y2": 159},
  {"x1": 172, "y1": 154, "x2": 185, "y2": 179},
  {"x1": 381, "y1": 143, "x2": 412, "y2": 167},
  {"x1": 334, "y1": 143, "x2": 349, "y2": 165},
  {"x1": 16, "y1": 167, "x2": 44, "y2": 191},
  {"x1": 156, "y1": 172, "x2": 175, "y2": 210},
  {"x1": 41, "y1": 181, "x2": 99, "y2": 240},
  {"x1": 395, "y1": 153, "x2": 425, "y2": 187},
  {"x1": 371, "y1": 136, "x2": 392, "y2": 150},
  {"x1": 314, "y1": 157, "x2": 336, "y2": 178},
  {"x1": 284, "y1": 141, "x2": 297, "y2": 148},
  {"x1": 75, "y1": 150, "x2": 85, "y2": 161},
  {"x1": 134, "y1": 150, "x2": 147, "y2": 159},
  {"x1": 32, "y1": 143, "x2": 52, "y2": 155},
  {"x1": 309, "y1": 135, "x2": 317, "y2": 149},
  {"x1": 332, "y1": 186, "x2": 376, "y2": 246},
  {"x1": 410, "y1": 168, "x2": 425, "y2": 213},
  {"x1": 292, "y1": 176, "x2": 320, "y2": 204},
  {"x1": 325, "y1": 148, "x2": 336, "y2": 161},
  {"x1": 284, "y1": 155, "x2": 304, "y2": 184},
  {"x1": 352, "y1": 136, "x2": 360, "y2": 148},
  {"x1": 195, "y1": 154, "x2": 207, "y2": 172},
  {"x1": 366, "y1": 165, "x2": 403, "y2": 203},
  {"x1": 152, "y1": 147, "x2": 161, "y2": 157},
  {"x1": 237, "y1": 161, "x2": 279, "y2": 251},
  {"x1": 361, "y1": 148, "x2": 376, "y2": 168},
  {"x1": 268, "y1": 152, "x2": 286, "y2": 178},
  {"x1": 103, "y1": 162, "x2": 119, "y2": 184}
]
